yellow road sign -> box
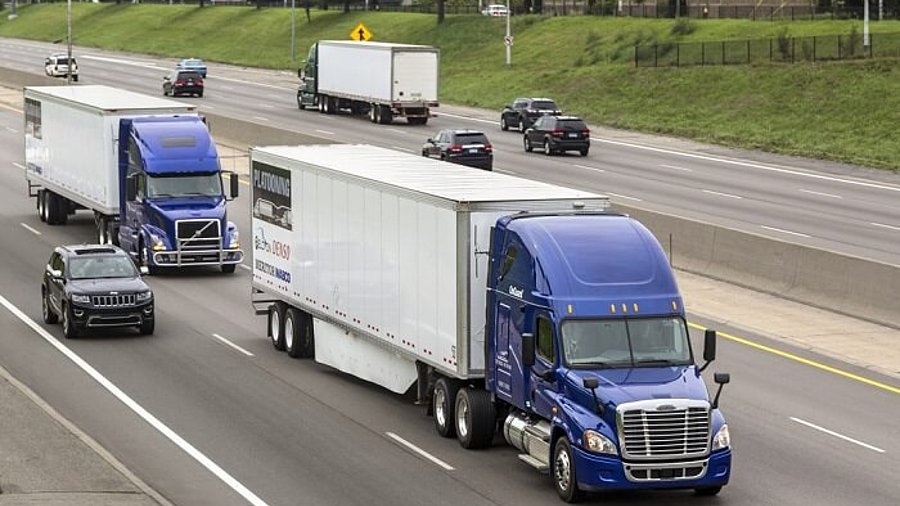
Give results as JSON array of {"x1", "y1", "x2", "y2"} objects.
[{"x1": 350, "y1": 23, "x2": 373, "y2": 42}]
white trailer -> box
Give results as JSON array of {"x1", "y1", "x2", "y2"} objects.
[
  {"x1": 24, "y1": 85, "x2": 197, "y2": 229},
  {"x1": 297, "y1": 41, "x2": 439, "y2": 125},
  {"x1": 250, "y1": 144, "x2": 608, "y2": 394}
]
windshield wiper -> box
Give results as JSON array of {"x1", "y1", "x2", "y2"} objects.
[{"x1": 633, "y1": 359, "x2": 682, "y2": 366}]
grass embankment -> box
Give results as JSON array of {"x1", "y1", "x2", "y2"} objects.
[{"x1": 1, "y1": 5, "x2": 898, "y2": 169}]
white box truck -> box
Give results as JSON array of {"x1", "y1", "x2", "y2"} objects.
[
  {"x1": 296, "y1": 41, "x2": 439, "y2": 125},
  {"x1": 24, "y1": 85, "x2": 243, "y2": 273},
  {"x1": 250, "y1": 144, "x2": 735, "y2": 501}
]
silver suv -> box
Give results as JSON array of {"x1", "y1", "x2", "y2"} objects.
[{"x1": 45, "y1": 53, "x2": 79, "y2": 81}]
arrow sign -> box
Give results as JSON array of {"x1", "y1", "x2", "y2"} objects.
[{"x1": 350, "y1": 23, "x2": 373, "y2": 42}]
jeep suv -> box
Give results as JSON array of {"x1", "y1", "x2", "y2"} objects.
[
  {"x1": 44, "y1": 53, "x2": 79, "y2": 81},
  {"x1": 41, "y1": 245, "x2": 154, "y2": 338},
  {"x1": 500, "y1": 97, "x2": 561, "y2": 132},
  {"x1": 523, "y1": 115, "x2": 591, "y2": 156},
  {"x1": 422, "y1": 129, "x2": 493, "y2": 170}
]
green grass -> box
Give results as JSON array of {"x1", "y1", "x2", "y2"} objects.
[{"x1": 2, "y1": 5, "x2": 898, "y2": 169}]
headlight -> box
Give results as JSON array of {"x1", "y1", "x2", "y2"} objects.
[
  {"x1": 712, "y1": 424, "x2": 731, "y2": 451},
  {"x1": 135, "y1": 291, "x2": 153, "y2": 302},
  {"x1": 150, "y1": 233, "x2": 166, "y2": 251},
  {"x1": 583, "y1": 430, "x2": 618, "y2": 455},
  {"x1": 71, "y1": 294, "x2": 91, "y2": 304},
  {"x1": 229, "y1": 230, "x2": 240, "y2": 249}
]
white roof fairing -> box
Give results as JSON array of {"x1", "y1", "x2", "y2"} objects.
[
  {"x1": 24, "y1": 85, "x2": 197, "y2": 113},
  {"x1": 253, "y1": 144, "x2": 609, "y2": 206}
]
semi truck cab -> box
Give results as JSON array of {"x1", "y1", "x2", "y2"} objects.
[
  {"x1": 117, "y1": 116, "x2": 242, "y2": 274},
  {"x1": 487, "y1": 213, "x2": 731, "y2": 501}
]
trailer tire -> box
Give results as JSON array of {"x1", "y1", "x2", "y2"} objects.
[
  {"x1": 455, "y1": 388, "x2": 496, "y2": 449},
  {"x1": 46, "y1": 192, "x2": 67, "y2": 226},
  {"x1": 298, "y1": 311, "x2": 314, "y2": 358},
  {"x1": 268, "y1": 302, "x2": 286, "y2": 351},
  {"x1": 285, "y1": 308, "x2": 314, "y2": 358},
  {"x1": 433, "y1": 378, "x2": 460, "y2": 438},
  {"x1": 378, "y1": 105, "x2": 393, "y2": 124},
  {"x1": 553, "y1": 437, "x2": 582, "y2": 503},
  {"x1": 37, "y1": 190, "x2": 47, "y2": 222},
  {"x1": 96, "y1": 214, "x2": 109, "y2": 244}
]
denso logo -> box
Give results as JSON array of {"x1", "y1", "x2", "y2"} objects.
[{"x1": 253, "y1": 227, "x2": 291, "y2": 260}]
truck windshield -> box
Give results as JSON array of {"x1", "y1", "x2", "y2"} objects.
[
  {"x1": 147, "y1": 173, "x2": 222, "y2": 198},
  {"x1": 560, "y1": 317, "x2": 692, "y2": 368}
]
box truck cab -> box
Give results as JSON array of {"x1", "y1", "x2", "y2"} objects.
[{"x1": 486, "y1": 213, "x2": 731, "y2": 501}]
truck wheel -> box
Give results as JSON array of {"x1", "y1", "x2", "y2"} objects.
[
  {"x1": 501, "y1": 116, "x2": 509, "y2": 131},
  {"x1": 369, "y1": 104, "x2": 377, "y2": 123},
  {"x1": 378, "y1": 105, "x2": 393, "y2": 124},
  {"x1": 37, "y1": 190, "x2": 46, "y2": 222},
  {"x1": 455, "y1": 388, "x2": 496, "y2": 449},
  {"x1": 298, "y1": 310, "x2": 314, "y2": 358},
  {"x1": 42, "y1": 286, "x2": 58, "y2": 324},
  {"x1": 221, "y1": 264, "x2": 236, "y2": 274},
  {"x1": 695, "y1": 486, "x2": 722, "y2": 496},
  {"x1": 433, "y1": 378, "x2": 460, "y2": 438},
  {"x1": 297, "y1": 93, "x2": 305, "y2": 110},
  {"x1": 140, "y1": 243, "x2": 159, "y2": 276},
  {"x1": 46, "y1": 192, "x2": 67, "y2": 225},
  {"x1": 268, "y1": 302, "x2": 286, "y2": 351},
  {"x1": 140, "y1": 318, "x2": 155, "y2": 336},
  {"x1": 96, "y1": 215, "x2": 109, "y2": 244},
  {"x1": 285, "y1": 308, "x2": 314, "y2": 358},
  {"x1": 553, "y1": 437, "x2": 582, "y2": 503},
  {"x1": 61, "y1": 303, "x2": 79, "y2": 339}
]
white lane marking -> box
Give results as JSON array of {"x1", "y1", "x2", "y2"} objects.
[
  {"x1": 789, "y1": 417, "x2": 885, "y2": 453},
  {"x1": 702, "y1": 189, "x2": 743, "y2": 199},
  {"x1": 799, "y1": 188, "x2": 842, "y2": 199},
  {"x1": 761, "y1": 225, "x2": 811, "y2": 238},
  {"x1": 391, "y1": 146, "x2": 415, "y2": 153},
  {"x1": 260, "y1": 104, "x2": 275, "y2": 109},
  {"x1": 440, "y1": 112, "x2": 900, "y2": 194},
  {"x1": 871, "y1": 222, "x2": 900, "y2": 232},
  {"x1": 4, "y1": 126, "x2": 17, "y2": 133},
  {"x1": 387, "y1": 128, "x2": 405, "y2": 134},
  {"x1": 386, "y1": 432, "x2": 455, "y2": 471},
  {"x1": 0, "y1": 293, "x2": 270, "y2": 506},
  {"x1": 79, "y1": 54, "x2": 168, "y2": 71},
  {"x1": 20, "y1": 223, "x2": 41, "y2": 235},
  {"x1": 252, "y1": 116, "x2": 270, "y2": 122},
  {"x1": 212, "y1": 333, "x2": 254, "y2": 357},
  {"x1": 13, "y1": 162, "x2": 25, "y2": 170},
  {"x1": 574, "y1": 164, "x2": 605, "y2": 172},
  {"x1": 495, "y1": 168, "x2": 518, "y2": 175},
  {"x1": 201, "y1": 104, "x2": 216, "y2": 110},
  {"x1": 661, "y1": 164, "x2": 692, "y2": 172},
  {"x1": 315, "y1": 129, "x2": 335, "y2": 135},
  {"x1": 239, "y1": 264, "x2": 251, "y2": 271},
  {"x1": 608, "y1": 192, "x2": 643, "y2": 202}
]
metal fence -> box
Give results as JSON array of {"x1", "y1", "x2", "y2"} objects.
[{"x1": 635, "y1": 31, "x2": 900, "y2": 66}]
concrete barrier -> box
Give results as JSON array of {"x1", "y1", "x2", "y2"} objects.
[
  {"x1": 620, "y1": 205, "x2": 900, "y2": 330},
  {"x1": 3, "y1": 67, "x2": 897, "y2": 329}
]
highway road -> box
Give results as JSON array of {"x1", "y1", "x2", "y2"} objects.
[
  {"x1": 0, "y1": 39, "x2": 899, "y2": 505},
  {"x1": 2, "y1": 38, "x2": 899, "y2": 265}
]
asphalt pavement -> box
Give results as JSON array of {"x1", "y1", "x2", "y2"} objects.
[{"x1": 0, "y1": 83, "x2": 897, "y2": 505}]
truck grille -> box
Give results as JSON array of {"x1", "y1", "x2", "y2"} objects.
[
  {"x1": 618, "y1": 400, "x2": 711, "y2": 460},
  {"x1": 176, "y1": 219, "x2": 221, "y2": 251},
  {"x1": 91, "y1": 294, "x2": 136, "y2": 307}
]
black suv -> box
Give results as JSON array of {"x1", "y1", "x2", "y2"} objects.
[
  {"x1": 163, "y1": 70, "x2": 204, "y2": 98},
  {"x1": 41, "y1": 245, "x2": 155, "y2": 338},
  {"x1": 422, "y1": 129, "x2": 493, "y2": 170},
  {"x1": 523, "y1": 116, "x2": 591, "y2": 156},
  {"x1": 500, "y1": 98, "x2": 561, "y2": 133}
]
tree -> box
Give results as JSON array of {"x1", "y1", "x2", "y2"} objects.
[
  {"x1": 344, "y1": 0, "x2": 350, "y2": 12},
  {"x1": 437, "y1": 0, "x2": 445, "y2": 23},
  {"x1": 306, "y1": 0, "x2": 312, "y2": 22}
]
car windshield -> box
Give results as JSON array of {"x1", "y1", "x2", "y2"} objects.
[
  {"x1": 183, "y1": 59, "x2": 203, "y2": 66},
  {"x1": 147, "y1": 173, "x2": 222, "y2": 198},
  {"x1": 532, "y1": 101, "x2": 558, "y2": 110},
  {"x1": 558, "y1": 119, "x2": 587, "y2": 130},
  {"x1": 560, "y1": 317, "x2": 693, "y2": 368},
  {"x1": 177, "y1": 71, "x2": 202, "y2": 80},
  {"x1": 69, "y1": 256, "x2": 137, "y2": 280},
  {"x1": 456, "y1": 133, "x2": 489, "y2": 144}
]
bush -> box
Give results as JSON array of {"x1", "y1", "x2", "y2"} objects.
[{"x1": 670, "y1": 18, "x2": 695, "y2": 36}]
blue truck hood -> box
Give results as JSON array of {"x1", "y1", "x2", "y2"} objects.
[
  {"x1": 565, "y1": 366, "x2": 709, "y2": 413},
  {"x1": 144, "y1": 197, "x2": 227, "y2": 246}
]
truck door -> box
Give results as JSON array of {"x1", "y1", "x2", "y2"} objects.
[
  {"x1": 529, "y1": 313, "x2": 558, "y2": 419},
  {"x1": 493, "y1": 303, "x2": 513, "y2": 402},
  {"x1": 119, "y1": 135, "x2": 146, "y2": 258}
]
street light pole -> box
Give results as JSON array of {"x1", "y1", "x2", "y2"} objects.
[
  {"x1": 863, "y1": 0, "x2": 870, "y2": 56},
  {"x1": 291, "y1": 0, "x2": 296, "y2": 62},
  {"x1": 505, "y1": 0, "x2": 511, "y2": 66},
  {"x1": 67, "y1": 0, "x2": 73, "y2": 85}
]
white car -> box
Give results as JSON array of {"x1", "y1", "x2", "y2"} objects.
[
  {"x1": 481, "y1": 4, "x2": 509, "y2": 16},
  {"x1": 45, "y1": 53, "x2": 79, "y2": 81}
]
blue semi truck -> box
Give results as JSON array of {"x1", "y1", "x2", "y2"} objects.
[
  {"x1": 250, "y1": 144, "x2": 731, "y2": 501},
  {"x1": 24, "y1": 85, "x2": 242, "y2": 273}
]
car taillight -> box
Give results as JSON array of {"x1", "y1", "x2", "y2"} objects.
[
  {"x1": 196, "y1": 79, "x2": 204, "y2": 86},
  {"x1": 449, "y1": 145, "x2": 463, "y2": 153},
  {"x1": 551, "y1": 129, "x2": 565, "y2": 137},
  {"x1": 175, "y1": 80, "x2": 185, "y2": 86},
  {"x1": 484, "y1": 143, "x2": 493, "y2": 152},
  {"x1": 582, "y1": 129, "x2": 591, "y2": 136}
]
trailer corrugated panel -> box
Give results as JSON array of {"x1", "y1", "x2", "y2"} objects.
[{"x1": 250, "y1": 144, "x2": 608, "y2": 382}]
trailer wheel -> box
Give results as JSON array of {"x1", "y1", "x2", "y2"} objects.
[
  {"x1": 285, "y1": 308, "x2": 314, "y2": 358},
  {"x1": 378, "y1": 105, "x2": 393, "y2": 124},
  {"x1": 96, "y1": 214, "x2": 109, "y2": 244},
  {"x1": 46, "y1": 192, "x2": 68, "y2": 226},
  {"x1": 37, "y1": 190, "x2": 46, "y2": 222},
  {"x1": 268, "y1": 302, "x2": 286, "y2": 351},
  {"x1": 455, "y1": 388, "x2": 496, "y2": 449},
  {"x1": 433, "y1": 378, "x2": 460, "y2": 438},
  {"x1": 298, "y1": 310, "x2": 314, "y2": 358},
  {"x1": 369, "y1": 104, "x2": 378, "y2": 123},
  {"x1": 553, "y1": 437, "x2": 582, "y2": 503}
]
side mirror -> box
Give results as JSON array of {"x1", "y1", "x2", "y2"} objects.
[
  {"x1": 48, "y1": 268, "x2": 62, "y2": 279},
  {"x1": 582, "y1": 376, "x2": 603, "y2": 414},
  {"x1": 698, "y1": 329, "x2": 717, "y2": 373},
  {"x1": 426, "y1": 138, "x2": 434, "y2": 144},
  {"x1": 126, "y1": 177, "x2": 137, "y2": 202},
  {"x1": 521, "y1": 332, "x2": 535, "y2": 367},
  {"x1": 229, "y1": 172, "x2": 239, "y2": 200},
  {"x1": 712, "y1": 372, "x2": 730, "y2": 409}
]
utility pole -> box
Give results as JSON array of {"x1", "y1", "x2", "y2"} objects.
[
  {"x1": 67, "y1": 0, "x2": 73, "y2": 85},
  {"x1": 863, "y1": 0, "x2": 870, "y2": 56},
  {"x1": 291, "y1": 0, "x2": 296, "y2": 62},
  {"x1": 505, "y1": 0, "x2": 511, "y2": 66},
  {"x1": 8, "y1": 0, "x2": 18, "y2": 20}
]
